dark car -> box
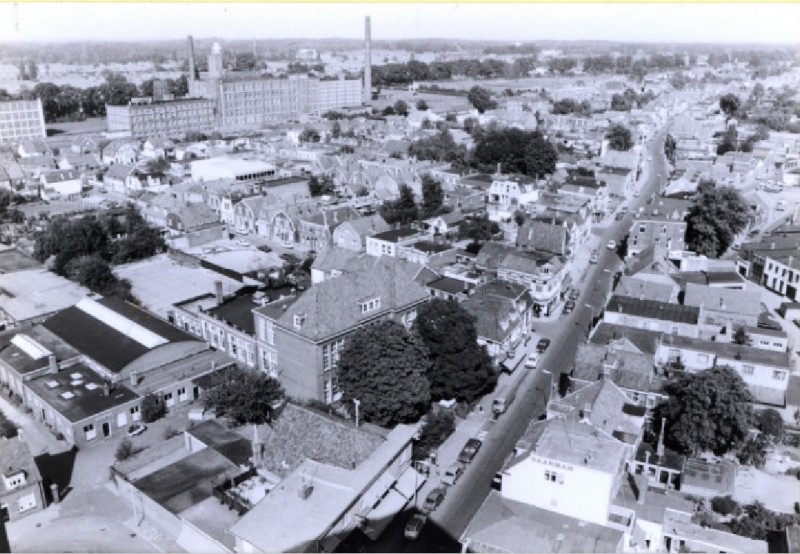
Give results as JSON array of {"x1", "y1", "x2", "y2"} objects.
[
  {"x1": 536, "y1": 338, "x2": 551, "y2": 353},
  {"x1": 457, "y1": 438, "x2": 483, "y2": 464},
  {"x1": 563, "y1": 300, "x2": 576, "y2": 314},
  {"x1": 422, "y1": 488, "x2": 446, "y2": 512},
  {"x1": 615, "y1": 212, "x2": 625, "y2": 221},
  {"x1": 568, "y1": 289, "x2": 580, "y2": 301},
  {"x1": 257, "y1": 245, "x2": 272, "y2": 253},
  {"x1": 404, "y1": 513, "x2": 428, "y2": 540}
]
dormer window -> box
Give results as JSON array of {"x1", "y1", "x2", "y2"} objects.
[
  {"x1": 2, "y1": 471, "x2": 27, "y2": 490},
  {"x1": 293, "y1": 313, "x2": 306, "y2": 329},
  {"x1": 360, "y1": 297, "x2": 382, "y2": 314}
]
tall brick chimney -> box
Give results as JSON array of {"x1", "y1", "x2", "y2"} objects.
[
  {"x1": 187, "y1": 35, "x2": 197, "y2": 81},
  {"x1": 363, "y1": 16, "x2": 372, "y2": 105}
]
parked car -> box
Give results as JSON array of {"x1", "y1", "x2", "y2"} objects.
[
  {"x1": 235, "y1": 239, "x2": 250, "y2": 247},
  {"x1": 525, "y1": 352, "x2": 539, "y2": 369},
  {"x1": 589, "y1": 250, "x2": 599, "y2": 264},
  {"x1": 458, "y1": 438, "x2": 483, "y2": 464},
  {"x1": 422, "y1": 488, "x2": 446, "y2": 512},
  {"x1": 127, "y1": 423, "x2": 146, "y2": 437},
  {"x1": 257, "y1": 245, "x2": 272, "y2": 253},
  {"x1": 536, "y1": 338, "x2": 551, "y2": 353},
  {"x1": 563, "y1": 300, "x2": 576, "y2": 314},
  {"x1": 404, "y1": 513, "x2": 428, "y2": 540},
  {"x1": 620, "y1": 206, "x2": 629, "y2": 214},
  {"x1": 607, "y1": 240, "x2": 617, "y2": 250},
  {"x1": 568, "y1": 289, "x2": 580, "y2": 301},
  {"x1": 441, "y1": 462, "x2": 465, "y2": 486},
  {"x1": 615, "y1": 212, "x2": 625, "y2": 221}
]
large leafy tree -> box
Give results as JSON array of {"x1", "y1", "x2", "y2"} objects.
[
  {"x1": 458, "y1": 215, "x2": 499, "y2": 243},
  {"x1": 408, "y1": 128, "x2": 467, "y2": 165},
  {"x1": 380, "y1": 184, "x2": 418, "y2": 225},
  {"x1": 393, "y1": 99, "x2": 410, "y2": 117},
  {"x1": 414, "y1": 299, "x2": 497, "y2": 402},
  {"x1": 420, "y1": 174, "x2": 444, "y2": 218},
  {"x1": 719, "y1": 93, "x2": 740, "y2": 117},
  {"x1": 654, "y1": 367, "x2": 753, "y2": 456},
  {"x1": 338, "y1": 321, "x2": 431, "y2": 427},
  {"x1": 34, "y1": 216, "x2": 110, "y2": 275},
  {"x1": 473, "y1": 127, "x2": 557, "y2": 177},
  {"x1": 467, "y1": 86, "x2": 497, "y2": 114},
  {"x1": 686, "y1": 186, "x2": 750, "y2": 257},
  {"x1": 606, "y1": 123, "x2": 634, "y2": 151},
  {"x1": 308, "y1": 174, "x2": 336, "y2": 197},
  {"x1": 65, "y1": 255, "x2": 133, "y2": 301},
  {"x1": 203, "y1": 366, "x2": 284, "y2": 425}
]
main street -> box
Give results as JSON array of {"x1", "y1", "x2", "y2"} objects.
[{"x1": 339, "y1": 128, "x2": 672, "y2": 553}]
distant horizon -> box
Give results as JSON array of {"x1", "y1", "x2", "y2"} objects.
[{"x1": 1, "y1": 3, "x2": 799, "y2": 46}]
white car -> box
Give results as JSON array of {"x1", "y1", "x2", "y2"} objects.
[
  {"x1": 607, "y1": 240, "x2": 617, "y2": 250},
  {"x1": 525, "y1": 353, "x2": 539, "y2": 369},
  {"x1": 235, "y1": 239, "x2": 250, "y2": 247}
]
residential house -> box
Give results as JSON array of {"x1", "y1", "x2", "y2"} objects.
[
  {"x1": 571, "y1": 341, "x2": 666, "y2": 409},
  {"x1": 655, "y1": 334, "x2": 791, "y2": 406},
  {"x1": 38, "y1": 169, "x2": 82, "y2": 200},
  {"x1": 661, "y1": 507, "x2": 767, "y2": 553},
  {"x1": 597, "y1": 166, "x2": 635, "y2": 198},
  {"x1": 0, "y1": 437, "x2": 46, "y2": 521},
  {"x1": 461, "y1": 280, "x2": 534, "y2": 366},
  {"x1": 0, "y1": 163, "x2": 26, "y2": 192},
  {"x1": 497, "y1": 248, "x2": 567, "y2": 317},
  {"x1": 165, "y1": 203, "x2": 220, "y2": 235},
  {"x1": 737, "y1": 235, "x2": 799, "y2": 302},
  {"x1": 422, "y1": 210, "x2": 466, "y2": 236},
  {"x1": 101, "y1": 140, "x2": 140, "y2": 165},
  {"x1": 331, "y1": 214, "x2": 390, "y2": 252},
  {"x1": 742, "y1": 325, "x2": 790, "y2": 353},
  {"x1": 365, "y1": 227, "x2": 425, "y2": 258},
  {"x1": 627, "y1": 205, "x2": 688, "y2": 260},
  {"x1": 442, "y1": 186, "x2": 485, "y2": 214},
  {"x1": 56, "y1": 152, "x2": 102, "y2": 172},
  {"x1": 253, "y1": 256, "x2": 429, "y2": 402},
  {"x1": 233, "y1": 195, "x2": 269, "y2": 235},
  {"x1": 486, "y1": 174, "x2": 538, "y2": 216},
  {"x1": 297, "y1": 205, "x2": 361, "y2": 252},
  {"x1": 102, "y1": 164, "x2": 135, "y2": 194},
  {"x1": 141, "y1": 138, "x2": 175, "y2": 160},
  {"x1": 559, "y1": 170, "x2": 609, "y2": 218},
  {"x1": 604, "y1": 295, "x2": 700, "y2": 338},
  {"x1": 16, "y1": 140, "x2": 50, "y2": 159},
  {"x1": 615, "y1": 275, "x2": 679, "y2": 304},
  {"x1": 69, "y1": 136, "x2": 100, "y2": 155},
  {"x1": 515, "y1": 218, "x2": 568, "y2": 256},
  {"x1": 396, "y1": 240, "x2": 458, "y2": 268}
]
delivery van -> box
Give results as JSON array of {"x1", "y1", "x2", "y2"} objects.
[{"x1": 492, "y1": 385, "x2": 517, "y2": 416}]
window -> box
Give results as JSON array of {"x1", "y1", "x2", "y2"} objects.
[
  {"x1": 544, "y1": 470, "x2": 563, "y2": 484},
  {"x1": 773, "y1": 371, "x2": 786, "y2": 381},
  {"x1": 84, "y1": 423, "x2": 96, "y2": 440},
  {"x1": 360, "y1": 297, "x2": 382, "y2": 314},
  {"x1": 742, "y1": 365, "x2": 754, "y2": 376},
  {"x1": 294, "y1": 314, "x2": 306, "y2": 329},
  {"x1": 177, "y1": 387, "x2": 187, "y2": 402},
  {"x1": 639, "y1": 225, "x2": 646, "y2": 233},
  {"x1": 17, "y1": 493, "x2": 36, "y2": 513}
]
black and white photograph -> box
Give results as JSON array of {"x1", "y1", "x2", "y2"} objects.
[{"x1": 0, "y1": 2, "x2": 798, "y2": 552}]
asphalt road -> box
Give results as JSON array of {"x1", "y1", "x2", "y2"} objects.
[{"x1": 340, "y1": 129, "x2": 672, "y2": 553}]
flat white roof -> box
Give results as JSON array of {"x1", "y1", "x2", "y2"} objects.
[
  {"x1": 75, "y1": 297, "x2": 168, "y2": 349},
  {"x1": 10, "y1": 334, "x2": 52, "y2": 360}
]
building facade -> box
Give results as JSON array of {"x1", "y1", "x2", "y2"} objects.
[
  {"x1": 106, "y1": 98, "x2": 217, "y2": 139},
  {"x1": 0, "y1": 99, "x2": 46, "y2": 144}
]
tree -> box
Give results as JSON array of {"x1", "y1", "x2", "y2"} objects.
[
  {"x1": 203, "y1": 366, "x2": 284, "y2": 425},
  {"x1": 727, "y1": 501, "x2": 799, "y2": 541},
  {"x1": 654, "y1": 366, "x2": 753, "y2": 456},
  {"x1": 720, "y1": 93, "x2": 740, "y2": 117},
  {"x1": 733, "y1": 326, "x2": 750, "y2": 345},
  {"x1": 711, "y1": 496, "x2": 740, "y2": 516},
  {"x1": 338, "y1": 321, "x2": 431, "y2": 427},
  {"x1": 414, "y1": 299, "x2": 497, "y2": 402},
  {"x1": 606, "y1": 124, "x2": 634, "y2": 151},
  {"x1": 115, "y1": 438, "x2": 136, "y2": 461},
  {"x1": 420, "y1": 174, "x2": 443, "y2": 218},
  {"x1": 27, "y1": 59, "x2": 38, "y2": 81},
  {"x1": 380, "y1": 184, "x2": 418, "y2": 225},
  {"x1": 737, "y1": 434, "x2": 769, "y2": 468},
  {"x1": 65, "y1": 255, "x2": 130, "y2": 300},
  {"x1": 415, "y1": 99, "x2": 429, "y2": 111},
  {"x1": 382, "y1": 105, "x2": 396, "y2": 116},
  {"x1": 141, "y1": 393, "x2": 166, "y2": 423},
  {"x1": 308, "y1": 175, "x2": 336, "y2": 197},
  {"x1": 524, "y1": 131, "x2": 559, "y2": 178},
  {"x1": 473, "y1": 127, "x2": 557, "y2": 178},
  {"x1": 458, "y1": 215, "x2": 499, "y2": 243},
  {"x1": 34, "y1": 216, "x2": 110, "y2": 275},
  {"x1": 413, "y1": 410, "x2": 455, "y2": 460},
  {"x1": 756, "y1": 408, "x2": 785, "y2": 442},
  {"x1": 467, "y1": 86, "x2": 497, "y2": 114},
  {"x1": 299, "y1": 127, "x2": 321, "y2": 143},
  {"x1": 393, "y1": 100, "x2": 409, "y2": 117},
  {"x1": 408, "y1": 128, "x2": 467, "y2": 166},
  {"x1": 686, "y1": 186, "x2": 750, "y2": 257}
]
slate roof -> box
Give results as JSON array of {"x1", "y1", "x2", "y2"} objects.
[
  {"x1": 336, "y1": 214, "x2": 390, "y2": 239},
  {"x1": 42, "y1": 297, "x2": 199, "y2": 373},
  {"x1": 516, "y1": 220, "x2": 567, "y2": 255},
  {"x1": 659, "y1": 333, "x2": 790, "y2": 368},
  {"x1": 572, "y1": 342, "x2": 659, "y2": 393},
  {"x1": 548, "y1": 378, "x2": 643, "y2": 443},
  {"x1": 615, "y1": 276, "x2": 676, "y2": 303},
  {"x1": 606, "y1": 295, "x2": 699, "y2": 324},
  {"x1": 258, "y1": 256, "x2": 428, "y2": 342},
  {"x1": 41, "y1": 169, "x2": 81, "y2": 183},
  {"x1": 591, "y1": 322, "x2": 664, "y2": 356}
]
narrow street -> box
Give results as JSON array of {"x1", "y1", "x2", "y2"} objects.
[{"x1": 337, "y1": 130, "x2": 671, "y2": 553}]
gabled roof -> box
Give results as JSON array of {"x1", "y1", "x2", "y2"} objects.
[
  {"x1": 591, "y1": 322, "x2": 664, "y2": 356},
  {"x1": 258, "y1": 256, "x2": 428, "y2": 341},
  {"x1": 336, "y1": 214, "x2": 390, "y2": 239},
  {"x1": 0, "y1": 437, "x2": 42, "y2": 494},
  {"x1": 572, "y1": 342, "x2": 659, "y2": 394},
  {"x1": 41, "y1": 169, "x2": 81, "y2": 183},
  {"x1": 104, "y1": 164, "x2": 135, "y2": 180}
]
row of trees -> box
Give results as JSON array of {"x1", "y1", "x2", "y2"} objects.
[
  {"x1": 338, "y1": 300, "x2": 497, "y2": 427},
  {"x1": 371, "y1": 57, "x2": 539, "y2": 87},
  {"x1": 2, "y1": 72, "x2": 188, "y2": 123},
  {"x1": 33, "y1": 206, "x2": 166, "y2": 300}
]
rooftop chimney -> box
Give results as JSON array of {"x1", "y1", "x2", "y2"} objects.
[
  {"x1": 363, "y1": 16, "x2": 372, "y2": 105},
  {"x1": 214, "y1": 280, "x2": 224, "y2": 305},
  {"x1": 187, "y1": 35, "x2": 197, "y2": 81},
  {"x1": 48, "y1": 354, "x2": 58, "y2": 375},
  {"x1": 130, "y1": 370, "x2": 138, "y2": 386},
  {"x1": 102, "y1": 382, "x2": 110, "y2": 397}
]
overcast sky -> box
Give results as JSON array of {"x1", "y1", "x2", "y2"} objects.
[{"x1": 1, "y1": 3, "x2": 799, "y2": 45}]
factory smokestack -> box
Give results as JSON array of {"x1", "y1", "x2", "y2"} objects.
[
  {"x1": 187, "y1": 35, "x2": 197, "y2": 80},
  {"x1": 363, "y1": 16, "x2": 372, "y2": 105}
]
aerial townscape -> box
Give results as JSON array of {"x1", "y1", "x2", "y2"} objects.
[{"x1": 0, "y1": 3, "x2": 798, "y2": 553}]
